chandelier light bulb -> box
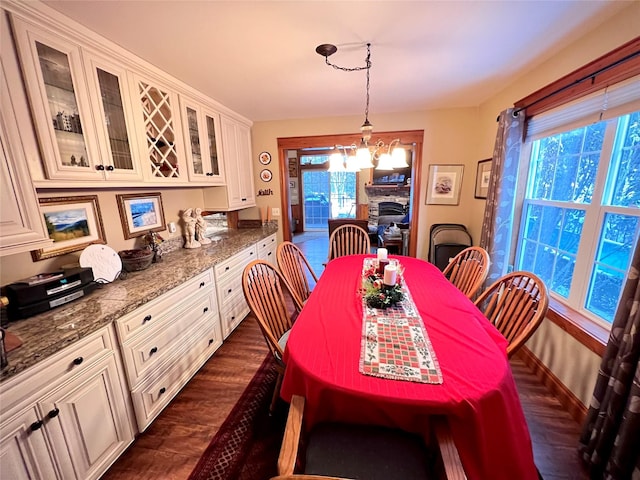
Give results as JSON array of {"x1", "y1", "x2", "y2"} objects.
[
  {"x1": 376, "y1": 152, "x2": 395, "y2": 170},
  {"x1": 328, "y1": 152, "x2": 346, "y2": 172},
  {"x1": 356, "y1": 143, "x2": 374, "y2": 169},
  {"x1": 391, "y1": 147, "x2": 408, "y2": 168}
]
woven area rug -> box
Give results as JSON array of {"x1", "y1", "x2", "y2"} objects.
[{"x1": 188, "y1": 355, "x2": 287, "y2": 480}]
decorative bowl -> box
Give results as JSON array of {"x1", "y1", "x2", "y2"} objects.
[{"x1": 118, "y1": 249, "x2": 154, "y2": 272}]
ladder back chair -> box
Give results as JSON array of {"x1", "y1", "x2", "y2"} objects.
[
  {"x1": 277, "y1": 241, "x2": 318, "y2": 306},
  {"x1": 442, "y1": 246, "x2": 490, "y2": 299},
  {"x1": 327, "y1": 224, "x2": 371, "y2": 262},
  {"x1": 272, "y1": 395, "x2": 467, "y2": 480},
  {"x1": 473, "y1": 271, "x2": 549, "y2": 358},
  {"x1": 242, "y1": 260, "x2": 303, "y2": 413}
]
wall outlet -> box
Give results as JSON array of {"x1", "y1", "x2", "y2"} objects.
[
  {"x1": 272, "y1": 207, "x2": 280, "y2": 217},
  {"x1": 168, "y1": 222, "x2": 177, "y2": 233}
]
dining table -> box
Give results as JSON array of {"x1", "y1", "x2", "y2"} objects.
[{"x1": 280, "y1": 254, "x2": 538, "y2": 480}]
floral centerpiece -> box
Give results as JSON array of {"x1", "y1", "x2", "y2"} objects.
[{"x1": 362, "y1": 261, "x2": 404, "y2": 309}]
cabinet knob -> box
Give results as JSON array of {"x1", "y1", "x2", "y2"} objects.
[
  {"x1": 227, "y1": 288, "x2": 232, "y2": 294},
  {"x1": 106, "y1": 165, "x2": 114, "y2": 171},
  {"x1": 241, "y1": 198, "x2": 247, "y2": 202},
  {"x1": 206, "y1": 172, "x2": 213, "y2": 176},
  {"x1": 199, "y1": 281, "x2": 205, "y2": 288},
  {"x1": 225, "y1": 266, "x2": 230, "y2": 271},
  {"x1": 96, "y1": 165, "x2": 105, "y2": 171},
  {"x1": 208, "y1": 338, "x2": 214, "y2": 346},
  {"x1": 149, "y1": 346, "x2": 158, "y2": 356},
  {"x1": 203, "y1": 307, "x2": 209, "y2": 313},
  {"x1": 143, "y1": 315, "x2": 152, "y2": 323},
  {"x1": 30, "y1": 420, "x2": 43, "y2": 431},
  {"x1": 73, "y1": 357, "x2": 83, "y2": 366},
  {"x1": 231, "y1": 316, "x2": 235, "y2": 321},
  {"x1": 159, "y1": 387, "x2": 166, "y2": 396},
  {"x1": 47, "y1": 408, "x2": 60, "y2": 419}
]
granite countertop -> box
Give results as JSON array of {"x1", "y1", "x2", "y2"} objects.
[{"x1": 0, "y1": 225, "x2": 277, "y2": 383}]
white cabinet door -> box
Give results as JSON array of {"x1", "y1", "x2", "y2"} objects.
[
  {"x1": 180, "y1": 95, "x2": 225, "y2": 184},
  {"x1": 0, "y1": 60, "x2": 51, "y2": 257},
  {"x1": 0, "y1": 406, "x2": 61, "y2": 480},
  {"x1": 83, "y1": 51, "x2": 144, "y2": 181},
  {"x1": 10, "y1": 16, "x2": 103, "y2": 180},
  {"x1": 39, "y1": 355, "x2": 134, "y2": 480},
  {"x1": 217, "y1": 116, "x2": 255, "y2": 209},
  {"x1": 130, "y1": 72, "x2": 186, "y2": 182}
]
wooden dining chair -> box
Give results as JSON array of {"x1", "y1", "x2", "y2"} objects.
[
  {"x1": 442, "y1": 246, "x2": 490, "y2": 299},
  {"x1": 242, "y1": 260, "x2": 303, "y2": 413},
  {"x1": 277, "y1": 241, "x2": 318, "y2": 305},
  {"x1": 272, "y1": 395, "x2": 467, "y2": 480},
  {"x1": 473, "y1": 271, "x2": 549, "y2": 358},
  {"x1": 327, "y1": 224, "x2": 371, "y2": 262}
]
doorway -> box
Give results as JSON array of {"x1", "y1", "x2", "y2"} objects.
[{"x1": 277, "y1": 130, "x2": 424, "y2": 257}]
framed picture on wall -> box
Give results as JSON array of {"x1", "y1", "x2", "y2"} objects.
[
  {"x1": 116, "y1": 192, "x2": 166, "y2": 239},
  {"x1": 31, "y1": 195, "x2": 106, "y2": 261},
  {"x1": 475, "y1": 159, "x2": 492, "y2": 199},
  {"x1": 425, "y1": 164, "x2": 464, "y2": 205}
]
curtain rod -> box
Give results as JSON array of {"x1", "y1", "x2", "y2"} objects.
[{"x1": 509, "y1": 49, "x2": 640, "y2": 119}]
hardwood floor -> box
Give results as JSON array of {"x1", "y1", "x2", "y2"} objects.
[{"x1": 103, "y1": 232, "x2": 590, "y2": 479}]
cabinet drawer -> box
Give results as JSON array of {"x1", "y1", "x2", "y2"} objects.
[
  {"x1": 115, "y1": 268, "x2": 214, "y2": 342},
  {"x1": 121, "y1": 292, "x2": 216, "y2": 387},
  {"x1": 214, "y1": 245, "x2": 256, "y2": 280},
  {"x1": 130, "y1": 317, "x2": 222, "y2": 431},
  {"x1": 0, "y1": 327, "x2": 113, "y2": 413},
  {"x1": 215, "y1": 273, "x2": 244, "y2": 309},
  {"x1": 257, "y1": 234, "x2": 277, "y2": 260},
  {"x1": 220, "y1": 292, "x2": 249, "y2": 339}
]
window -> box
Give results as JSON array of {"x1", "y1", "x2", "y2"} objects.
[{"x1": 516, "y1": 111, "x2": 640, "y2": 327}]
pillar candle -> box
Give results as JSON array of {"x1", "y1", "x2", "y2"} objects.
[
  {"x1": 383, "y1": 264, "x2": 397, "y2": 286},
  {"x1": 377, "y1": 248, "x2": 388, "y2": 260}
]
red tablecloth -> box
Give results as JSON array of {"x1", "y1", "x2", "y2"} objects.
[{"x1": 281, "y1": 255, "x2": 538, "y2": 480}]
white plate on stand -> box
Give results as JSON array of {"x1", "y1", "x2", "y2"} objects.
[{"x1": 79, "y1": 244, "x2": 122, "y2": 283}]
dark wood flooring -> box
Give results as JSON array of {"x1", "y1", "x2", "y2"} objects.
[{"x1": 103, "y1": 232, "x2": 590, "y2": 479}]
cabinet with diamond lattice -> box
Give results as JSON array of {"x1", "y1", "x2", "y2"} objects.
[{"x1": 130, "y1": 73, "x2": 187, "y2": 182}]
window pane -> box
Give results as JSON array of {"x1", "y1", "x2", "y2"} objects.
[
  {"x1": 529, "y1": 123, "x2": 605, "y2": 204},
  {"x1": 523, "y1": 204, "x2": 542, "y2": 241},
  {"x1": 585, "y1": 213, "x2": 639, "y2": 322},
  {"x1": 517, "y1": 204, "x2": 583, "y2": 298},
  {"x1": 608, "y1": 111, "x2": 640, "y2": 208}
]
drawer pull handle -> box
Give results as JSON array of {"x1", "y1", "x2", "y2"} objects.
[
  {"x1": 30, "y1": 420, "x2": 43, "y2": 431},
  {"x1": 225, "y1": 266, "x2": 230, "y2": 271},
  {"x1": 231, "y1": 316, "x2": 235, "y2": 321},
  {"x1": 159, "y1": 387, "x2": 166, "y2": 396},
  {"x1": 143, "y1": 315, "x2": 152, "y2": 323},
  {"x1": 73, "y1": 357, "x2": 83, "y2": 366},
  {"x1": 227, "y1": 288, "x2": 232, "y2": 294},
  {"x1": 106, "y1": 165, "x2": 114, "y2": 171},
  {"x1": 267, "y1": 252, "x2": 272, "y2": 256},
  {"x1": 203, "y1": 307, "x2": 209, "y2": 313},
  {"x1": 208, "y1": 338, "x2": 214, "y2": 345},
  {"x1": 95, "y1": 164, "x2": 105, "y2": 171},
  {"x1": 47, "y1": 408, "x2": 60, "y2": 419},
  {"x1": 200, "y1": 281, "x2": 205, "y2": 288},
  {"x1": 149, "y1": 347, "x2": 158, "y2": 356}
]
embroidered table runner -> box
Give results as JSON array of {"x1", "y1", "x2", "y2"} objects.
[{"x1": 359, "y1": 261, "x2": 443, "y2": 384}]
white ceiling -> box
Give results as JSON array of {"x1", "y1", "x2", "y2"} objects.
[{"x1": 43, "y1": 0, "x2": 628, "y2": 123}]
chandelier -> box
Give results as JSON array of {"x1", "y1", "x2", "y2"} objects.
[{"x1": 316, "y1": 42, "x2": 409, "y2": 172}]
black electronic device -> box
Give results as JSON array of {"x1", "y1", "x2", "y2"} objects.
[{"x1": 4, "y1": 267, "x2": 97, "y2": 321}]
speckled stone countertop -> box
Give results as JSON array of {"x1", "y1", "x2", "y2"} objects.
[{"x1": 0, "y1": 225, "x2": 277, "y2": 383}]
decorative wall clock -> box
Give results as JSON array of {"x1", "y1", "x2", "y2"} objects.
[
  {"x1": 259, "y1": 151, "x2": 272, "y2": 165},
  {"x1": 260, "y1": 169, "x2": 273, "y2": 182}
]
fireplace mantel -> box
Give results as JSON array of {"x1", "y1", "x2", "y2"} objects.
[{"x1": 364, "y1": 184, "x2": 411, "y2": 196}]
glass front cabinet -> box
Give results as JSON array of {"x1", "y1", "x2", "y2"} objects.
[
  {"x1": 11, "y1": 17, "x2": 103, "y2": 180},
  {"x1": 180, "y1": 95, "x2": 225, "y2": 184}
]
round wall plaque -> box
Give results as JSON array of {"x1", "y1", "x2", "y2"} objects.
[
  {"x1": 259, "y1": 151, "x2": 271, "y2": 165},
  {"x1": 260, "y1": 169, "x2": 273, "y2": 182}
]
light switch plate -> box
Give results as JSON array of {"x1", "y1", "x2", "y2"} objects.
[{"x1": 272, "y1": 207, "x2": 280, "y2": 217}]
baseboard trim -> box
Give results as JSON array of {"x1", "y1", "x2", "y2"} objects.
[{"x1": 517, "y1": 346, "x2": 588, "y2": 425}]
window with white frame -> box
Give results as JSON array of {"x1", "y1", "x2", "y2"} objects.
[{"x1": 516, "y1": 109, "x2": 640, "y2": 327}]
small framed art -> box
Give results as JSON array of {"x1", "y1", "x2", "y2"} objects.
[
  {"x1": 475, "y1": 159, "x2": 492, "y2": 199},
  {"x1": 116, "y1": 192, "x2": 166, "y2": 239},
  {"x1": 31, "y1": 195, "x2": 106, "y2": 261},
  {"x1": 425, "y1": 164, "x2": 464, "y2": 205}
]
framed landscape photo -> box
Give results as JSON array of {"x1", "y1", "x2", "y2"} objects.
[
  {"x1": 475, "y1": 159, "x2": 492, "y2": 199},
  {"x1": 117, "y1": 192, "x2": 166, "y2": 239},
  {"x1": 426, "y1": 164, "x2": 464, "y2": 205},
  {"x1": 31, "y1": 195, "x2": 106, "y2": 261}
]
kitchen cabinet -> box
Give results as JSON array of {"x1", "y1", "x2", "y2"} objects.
[
  {"x1": 130, "y1": 72, "x2": 187, "y2": 182},
  {"x1": 214, "y1": 244, "x2": 256, "y2": 338},
  {"x1": 10, "y1": 16, "x2": 105, "y2": 181},
  {"x1": 0, "y1": 59, "x2": 52, "y2": 257},
  {"x1": 203, "y1": 115, "x2": 256, "y2": 210},
  {"x1": 114, "y1": 268, "x2": 223, "y2": 431},
  {"x1": 257, "y1": 233, "x2": 277, "y2": 263},
  {"x1": 0, "y1": 326, "x2": 134, "y2": 480},
  {"x1": 82, "y1": 51, "x2": 144, "y2": 181},
  {"x1": 180, "y1": 95, "x2": 225, "y2": 184}
]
